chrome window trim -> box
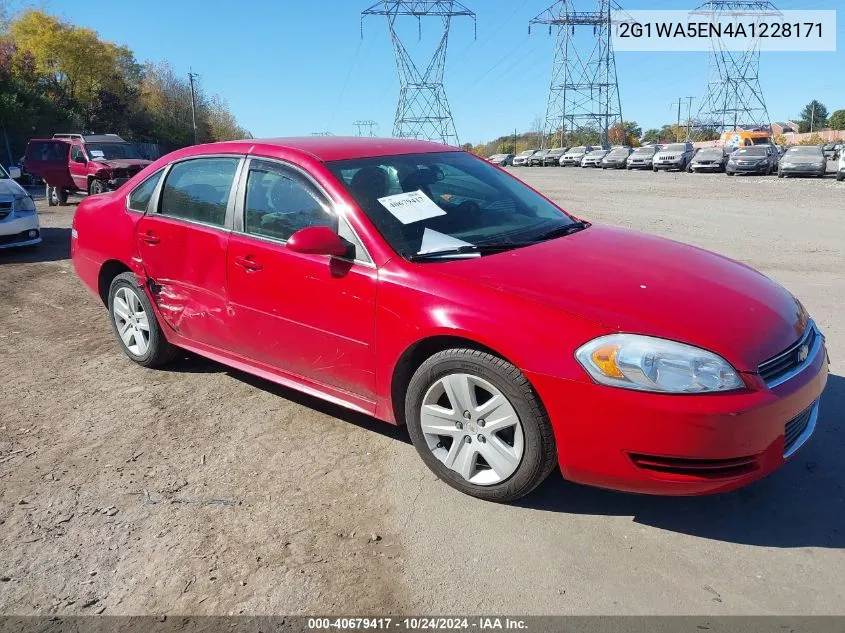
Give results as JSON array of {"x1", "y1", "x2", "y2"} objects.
[
  {"x1": 760, "y1": 321, "x2": 824, "y2": 389},
  {"x1": 153, "y1": 154, "x2": 245, "y2": 231},
  {"x1": 234, "y1": 156, "x2": 375, "y2": 268},
  {"x1": 784, "y1": 401, "x2": 819, "y2": 459}
]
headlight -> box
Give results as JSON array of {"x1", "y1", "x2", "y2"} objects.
[
  {"x1": 575, "y1": 334, "x2": 744, "y2": 393},
  {"x1": 15, "y1": 196, "x2": 37, "y2": 213}
]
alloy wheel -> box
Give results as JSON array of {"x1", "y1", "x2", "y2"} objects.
[
  {"x1": 420, "y1": 373, "x2": 524, "y2": 486},
  {"x1": 112, "y1": 286, "x2": 151, "y2": 356}
]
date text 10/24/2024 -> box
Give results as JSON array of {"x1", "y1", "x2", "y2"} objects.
[{"x1": 307, "y1": 617, "x2": 529, "y2": 630}]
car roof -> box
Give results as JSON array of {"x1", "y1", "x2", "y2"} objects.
[{"x1": 186, "y1": 137, "x2": 460, "y2": 163}]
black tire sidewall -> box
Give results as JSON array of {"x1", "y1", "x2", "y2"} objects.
[{"x1": 405, "y1": 349, "x2": 556, "y2": 502}]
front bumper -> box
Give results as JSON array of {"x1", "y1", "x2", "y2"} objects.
[
  {"x1": 654, "y1": 161, "x2": 684, "y2": 170},
  {"x1": 627, "y1": 161, "x2": 652, "y2": 169},
  {"x1": 781, "y1": 165, "x2": 826, "y2": 176},
  {"x1": 728, "y1": 163, "x2": 769, "y2": 174},
  {"x1": 526, "y1": 336, "x2": 829, "y2": 495},
  {"x1": 690, "y1": 162, "x2": 723, "y2": 171},
  {"x1": 0, "y1": 212, "x2": 41, "y2": 249}
]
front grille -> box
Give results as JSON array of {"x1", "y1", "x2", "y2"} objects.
[
  {"x1": 784, "y1": 403, "x2": 815, "y2": 454},
  {"x1": 0, "y1": 211, "x2": 9, "y2": 221},
  {"x1": 758, "y1": 323, "x2": 818, "y2": 387},
  {"x1": 629, "y1": 453, "x2": 758, "y2": 478}
]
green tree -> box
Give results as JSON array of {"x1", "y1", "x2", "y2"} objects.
[
  {"x1": 828, "y1": 109, "x2": 845, "y2": 131},
  {"x1": 798, "y1": 100, "x2": 828, "y2": 133},
  {"x1": 642, "y1": 128, "x2": 660, "y2": 144}
]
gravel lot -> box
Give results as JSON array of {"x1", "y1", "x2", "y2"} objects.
[{"x1": 1, "y1": 167, "x2": 843, "y2": 616}]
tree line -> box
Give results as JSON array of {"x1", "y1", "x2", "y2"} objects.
[{"x1": 0, "y1": 7, "x2": 250, "y2": 165}]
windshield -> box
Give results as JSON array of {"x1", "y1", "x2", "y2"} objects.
[
  {"x1": 85, "y1": 142, "x2": 143, "y2": 160},
  {"x1": 665, "y1": 144, "x2": 687, "y2": 152},
  {"x1": 633, "y1": 147, "x2": 656, "y2": 155},
  {"x1": 518, "y1": 150, "x2": 536, "y2": 156},
  {"x1": 327, "y1": 151, "x2": 576, "y2": 260},
  {"x1": 608, "y1": 149, "x2": 629, "y2": 157},
  {"x1": 0, "y1": 164, "x2": 9, "y2": 179},
  {"x1": 786, "y1": 146, "x2": 823, "y2": 157},
  {"x1": 696, "y1": 149, "x2": 724, "y2": 158},
  {"x1": 566, "y1": 147, "x2": 586, "y2": 155},
  {"x1": 735, "y1": 147, "x2": 769, "y2": 156}
]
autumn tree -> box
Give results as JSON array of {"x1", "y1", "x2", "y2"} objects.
[{"x1": 828, "y1": 109, "x2": 845, "y2": 131}]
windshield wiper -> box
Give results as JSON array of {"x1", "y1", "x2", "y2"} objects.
[
  {"x1": 535, "y1": 221, "x2": 590, "y2": 241},
  {"x1": 409, "y1": 242, "x2": 537, "y2": 262}
]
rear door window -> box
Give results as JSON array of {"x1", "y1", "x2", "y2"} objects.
[{"x1": 159, "y1": 158, "x2": 240, "y2": 227}]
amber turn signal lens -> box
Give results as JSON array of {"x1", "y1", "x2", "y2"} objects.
[{"x1": 591, "y1": 345, "x2": 625, "y2": 378}]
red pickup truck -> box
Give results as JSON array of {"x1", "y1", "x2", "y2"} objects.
[{"x1": 24, "y1": 134, "x2": 152, "y2": 206}]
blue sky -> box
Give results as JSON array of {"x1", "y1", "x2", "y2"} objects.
[{"x1": 29, "y1": 0, "x2": 845, "y2": 144}]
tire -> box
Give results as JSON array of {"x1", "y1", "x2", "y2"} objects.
[
  {"x1": 726, "y1": 171, "x2": 735, "y2": 176},
  {"x1": 46, "y1": 184, "x2": 57, "y2": 207},
  {"x1": 837, "y1": 172, "x2": 844, "y2": 182},
  {"x1": 653, "y1": 166, "x2": 658, "y2": 173},
  {"x1": 89, "y1": 179, "x2": 107, "y2": 195},
  {"x1": 56, "y1": 188, "x2": 69, "y2": 206},
  {"x1": 108, "y1": 272, "x2": 177, "y2": 368},
  {"x1": 405, "y1": 349, "x2": 557, "y2": 503},
  {"x1": 778, "y1": 171, "x2": 784, "y2": 178}
]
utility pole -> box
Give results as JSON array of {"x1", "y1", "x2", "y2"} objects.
[
  {"x1": 685, "y1": 96, "x2": 695, "y2": 140},
  {"x1": 810, "y1": 102, "x2": 816, "y2": 133},
  {"x1": 188, "y1": 71, "x2": 199, "y2": 145},
  {"x1": 676, "y1": 98, "x2": 683, "y2": 141}
]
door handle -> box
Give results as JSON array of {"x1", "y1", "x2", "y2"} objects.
[
  {"x1": 139, "y1": 232, "x2": 160, "y2": 245},
  {"x1": 234, "y1": 255, "x2": 263, "y2": 272}
]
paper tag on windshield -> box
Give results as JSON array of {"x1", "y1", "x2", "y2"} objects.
[
  {"x1": 377, "y1": 190, "x2": 446, "y2": 225},
  {"x1": 89, "y1": 150, "x2": 105, "y2": 158}
]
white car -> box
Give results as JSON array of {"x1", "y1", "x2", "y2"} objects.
[
  {"x1": 512, "y1": 149, "x2": 539, "y2": 167},
  {"x1": 560, "y1": 145, "x2": 593, "y2": 166},
  {"x1": 838, "y1": 150, "x2": 845, "y2": 182},
  {"x1": 581, "y1": 149, "x2": 609, "y2": 167},
  {"x1": 0, "y1": 164, "x2": 41, "y2": 249}
]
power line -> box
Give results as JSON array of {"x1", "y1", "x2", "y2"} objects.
[
  {"x1": 530, "y1": 0, "x2": 623, "y2": 148},
  {"x1": 361, "y1": 1, "x2": 476, "y2": 146},
  {"x1": 692, "y1": 0, "x2": 780, "y2": 135},
  {"x1": 353, "y1": 120, "x2": 379, "y2": 137}
]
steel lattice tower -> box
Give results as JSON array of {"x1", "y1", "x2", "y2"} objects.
[
  {"x1": 693, "y1": 0, "x2": 780, "y2": 134},
  {"x1": 362, "y1": 1, "x2": 475, "y2": 146},
  {"x1": 531, "y1": 0, "x2": 622, "y2": 148}
]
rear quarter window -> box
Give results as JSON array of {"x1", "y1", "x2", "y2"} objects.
[{"x1": 127, "y1": 170, "x2": 163, "y2": 213}]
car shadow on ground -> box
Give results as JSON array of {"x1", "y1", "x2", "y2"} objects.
[
  {"x1": 0, "y1": 227, "x2": 71, "y2": 264},
  {"x1": 166, "y1": 352, "x2": 413, "y2": 446},
  {"x1": 517, "y1": 373, "x2": 845, "y2": 549}
]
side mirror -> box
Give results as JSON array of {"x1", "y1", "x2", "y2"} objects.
[
  {"x1": 74, "y1": 155, "x2": 87, "y2": 164},
  {"x1": 8, "y1": 166, "x2": 22, "y2": 179},
  {"x1": 286, "y1": 226, "x2": 353, "y2": 258}
]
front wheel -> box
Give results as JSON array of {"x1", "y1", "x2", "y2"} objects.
[
  {"x1": 108, "y1": 273, "x2": 177, "y2": 368},
  {"x1": 405, "y1": 349, "x2": 557, "y2": 503},
  {"x1": 89, "y1": 179, "x2": 107, "y2": 195}
]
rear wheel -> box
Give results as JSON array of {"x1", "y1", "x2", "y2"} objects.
[
  {"x1": 837, "y1": 172, "x2": 844, "y2": 182},
  {"x1": 108, "y1": 272, "x2": 177, "y2": 368},
  {"x1": 56, "y1": 187, "x2": 69, "y2": 206},
  {"x1": 46, "y1": 185, "x2": 57, "y2": 207},
  {"x1": 405, "y1": 349, "x2": 557, "y2": 503}
]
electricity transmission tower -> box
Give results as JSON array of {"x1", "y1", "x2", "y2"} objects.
[
  {"x1": 361, "y1": 1, "x2": 476, "y2": 146},
  {"x1": 530, "y1": 0, "x2": 622, "y2": 149},
  {"x1": 353, "y1": 120, "x2": 379, "y2": 136},
  {"x1": 692, "y1": 0, "x2": 780, "y2": 135}
]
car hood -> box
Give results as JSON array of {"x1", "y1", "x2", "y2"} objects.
[
  {"x1": 0, "y1": 178, "x2": 28, "y2": 198},
  {"x1": 430, "y1": 225, "x2": 804, "y2": 370},
  {"x1": 92, "y1": 159, "x2": 152, "y2": 169}
]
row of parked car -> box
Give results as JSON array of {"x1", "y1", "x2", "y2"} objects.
[{"x1": 489, "y1": 143, "x2": 845, "y2": 180}]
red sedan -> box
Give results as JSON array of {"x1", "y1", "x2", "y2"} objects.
[{"x1": 71, "y1": 138, "x2": 828, "y2": 502}]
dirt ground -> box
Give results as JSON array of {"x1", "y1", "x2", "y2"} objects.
[{"x1": 1, "y1": 166, "x2": 844, "y2": 616}]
